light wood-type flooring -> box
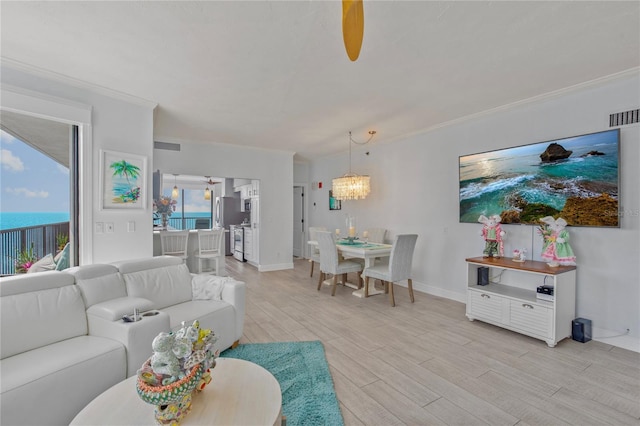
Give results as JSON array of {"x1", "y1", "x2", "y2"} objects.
[{"x1": 224, "y1": 257, "x2": 640, "y2": 426}]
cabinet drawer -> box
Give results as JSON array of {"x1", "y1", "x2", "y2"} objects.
[
  {"x1": 509, "y1": 301, "x2": 552, "y2": 338},
  {"x1": 469, "y1": 290, "x2": 504, "y2": 323}
]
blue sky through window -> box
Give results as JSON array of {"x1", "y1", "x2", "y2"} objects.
[{"x1": 0, "y1": 130, "x2": 69, "y2": 212}]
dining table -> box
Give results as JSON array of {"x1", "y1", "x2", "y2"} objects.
[{"x1": 308, "y1": 239, "x2": 392, "y2": 298}]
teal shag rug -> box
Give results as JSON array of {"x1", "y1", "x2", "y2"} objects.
[{"x1": 220, "y1": 341, "x2": 344, "y2": 426}]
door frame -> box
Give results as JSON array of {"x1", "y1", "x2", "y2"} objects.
[{"x1": 293, "y1": 183, "x2": 309, "y2": 259}]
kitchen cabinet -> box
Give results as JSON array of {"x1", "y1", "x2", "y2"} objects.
[
  {"x1": 251, "y1": 180, "x2": 259, "y2": 198},
  {"x1": 465, "y1": 257, "x2": 576, "y2": 347},
  {"x1": 243, "y1": 229, "x2": 253, "y2": 262}
]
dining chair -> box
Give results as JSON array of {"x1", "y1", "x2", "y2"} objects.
[
  {"x1": 159, "y1": 230, "x2": 190, "y2": 262},
  {"x1": 365, "y1": 228, "x2": 386, "y2": 244},
  {"x1": 316, "y1": 231, "x2": 363, "y2": 296},
  {"x1": 308, "y1": 226, "x2": 327, "y2": 277},
  {"x1": 195, "y1": 229, "x2": 224, "y2": 274},
  {"x1": 361, "y1": 234, "x2": 418, "y2": 306}
]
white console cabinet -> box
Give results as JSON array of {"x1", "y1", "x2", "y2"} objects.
[{"x1": 465, "y1": 257, "x2": 576, "y2": 347}]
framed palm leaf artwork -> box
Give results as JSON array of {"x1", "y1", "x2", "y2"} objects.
[{"x1": 100, "y1": 149, "x2": 146, "y2": 210}]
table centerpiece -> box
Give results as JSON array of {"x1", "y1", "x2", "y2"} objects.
[{"x1": 136, "y1": 320, "x2": 218, "y2": 425}]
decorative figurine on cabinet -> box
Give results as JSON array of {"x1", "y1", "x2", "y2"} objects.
[
  {"x1": 478, "y1": 214, "x2": 506, "y2": 258},
  {"x1": 538, "y1": 216, "x2": 576, "y2": 266}
]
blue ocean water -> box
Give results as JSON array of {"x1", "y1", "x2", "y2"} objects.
[
  {"x1": 0, "y1": 212, "x2": 70, "y2": 231},
  {"x1": 1, "y1": 211, "x2": 212, "y2": 231},
  {"x1": 459, "y1": 131, "x2": 619, "y2": 223}
]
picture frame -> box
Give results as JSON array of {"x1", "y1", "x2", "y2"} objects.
[
  {"x1": 100, "y1": 149, "x2": 146, "y2": 210},
  {"x1": 329, "y1": 190, "x2": 341, "y2": 211}
]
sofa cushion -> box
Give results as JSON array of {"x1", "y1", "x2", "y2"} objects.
[
  {"x1": 0, "y1": 270, "x2": 73, "y2": 297},
  {"x1": 54, "y1": 243, "x2": 71, "y2": 271},
  {"x1": 27, "y1": 253, "x2": 56, "y2": 273},
  {"x1": 164, "y1": 300, "x2": 237, "y2": 351},
  {"x1": 1, "y1": 284, "x2": 87, "y2": 359},
  {"x1": 0, "y1": 335, "x2": 126, "y2": 426},
  {"x1": 67, "y1": 264, "x2": 126, "y2": 307},
  {"x1": 122, "y1": 263, "x2": 192, "y2": 310}
]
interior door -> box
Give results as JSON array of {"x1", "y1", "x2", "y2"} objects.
[{"x1": 293, "y1": 186, "x2": 304, "y2": 258}]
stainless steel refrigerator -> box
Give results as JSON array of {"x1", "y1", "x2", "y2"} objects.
[{"x1": 215, "y1": 196, "x2": 249, "y2": 255}]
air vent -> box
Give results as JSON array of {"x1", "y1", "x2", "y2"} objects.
[
  {"x1": 609, "y1": 108, "x2": 639, "y2": 127},
  {"x1": 154, "y1": 141, "x2": 181, "y2": 151}
]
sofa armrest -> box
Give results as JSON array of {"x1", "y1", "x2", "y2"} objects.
[
  {"x1": 86, "y1": 311, "x2": 170, "y2": 377},
  {"x1": 220, "y1": 280, "x2": 245, "y2": 342},
  {"x1": 87, "y1": 297, "x2": 155, "y2": 321}
]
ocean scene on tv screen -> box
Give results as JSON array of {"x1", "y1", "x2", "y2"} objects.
[{"x1": 459, "y1": 129, "x2": 619, "y2": 227}]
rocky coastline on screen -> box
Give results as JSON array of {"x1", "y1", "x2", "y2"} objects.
[{"x1": 500, "y1": 193, "x2": 618, "y2": 226}]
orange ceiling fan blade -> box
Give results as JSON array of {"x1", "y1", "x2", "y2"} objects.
[{"x1": 342, "y1": 0, "x2": 364, "y2": 61}]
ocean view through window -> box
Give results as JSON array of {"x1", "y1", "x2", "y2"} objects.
[{"x1": 0, "y1": 127, "x2": 71, "y2": 274}]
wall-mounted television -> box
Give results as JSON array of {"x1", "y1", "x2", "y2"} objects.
[{"x1": 459, "y1": 129, "x2": 620, "y2": 227}]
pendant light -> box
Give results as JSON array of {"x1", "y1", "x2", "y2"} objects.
[
  {"x1": 332, "y1": 130, "x2": 376, "y2": 200},
  {"x1": 204, "y1": 176, "x2": 212, "y2": 200},
  {"x1": 204, "y1": 176, "x2": 220, "y2": 200},
  {"x1": 171, "y1": 174, "x2": 179, "y2": 199}
]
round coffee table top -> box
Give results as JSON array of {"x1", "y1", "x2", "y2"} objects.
[{"x1": 71, "y1": 358, "x2": 282, "y2": 425}]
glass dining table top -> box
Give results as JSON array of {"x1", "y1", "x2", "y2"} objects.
[{"x1": 335, "y1": 239, "x2": 392, "y2": 250}]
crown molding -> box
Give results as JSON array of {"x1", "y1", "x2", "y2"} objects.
[
  {"x1": 386, "y1": 67, "x2": 640, "y2": 145},
  {"x1": 1, "y1": 57, "x2": 158, "y2": 110}
]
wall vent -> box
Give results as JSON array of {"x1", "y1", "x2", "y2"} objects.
[
  {"x1": 154, "y1": 141, "x2": 181, "y2": 151},
  {"x1": 609, "y1": 108, "x2": 639, "y2": 127}
]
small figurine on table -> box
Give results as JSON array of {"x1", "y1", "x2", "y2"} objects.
[
  {"x1": 539, "y1": 216, "x2": 576, "y2": 266},
  {"x1": 478, "y1": 214, "x2": 506, "y2": 258}
]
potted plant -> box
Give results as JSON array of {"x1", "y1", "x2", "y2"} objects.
[{"x1": 14, "y1": 243, "x2": 37, "y2": 274}]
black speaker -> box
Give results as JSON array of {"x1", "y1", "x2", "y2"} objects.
[
  {"x1": 477, "y1": 267, "x2": 489, "y2": 286},
  {"x1": 572, "y1": 318, "x2": 592, "y2": 343}
]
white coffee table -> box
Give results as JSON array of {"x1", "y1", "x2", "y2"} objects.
[{"x1": 71, "y1": 358, "x2": 282, "y2": 425}]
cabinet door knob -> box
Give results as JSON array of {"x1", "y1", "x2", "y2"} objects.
[
  {"x1": 481, "y1": 293, "x2": 490, "y2": 299},
  {"x1": 522, "y1": 303, "x2": 534, "y2": 309}
]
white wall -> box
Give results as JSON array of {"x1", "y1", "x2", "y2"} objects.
[
  {"x1": 307, "y1": 72, "x2": 640, "y2": 340},
  {"x1": 1, "y1": 63, "x2": 156, "y2": 264},
  {"x1": 154, "y1": 140, "x2": 294, "y2": 271}
]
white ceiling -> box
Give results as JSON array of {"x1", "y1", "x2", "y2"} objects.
[{"x1": 2, "y1": 1, "x2": 639, "y2": 160}]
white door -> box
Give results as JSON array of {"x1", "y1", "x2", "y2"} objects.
[{"x1": 293, "y1": 186, "x2": 304, "y2": 258}]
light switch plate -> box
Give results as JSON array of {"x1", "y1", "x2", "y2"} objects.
[
  {"x1": 127, "y1": 221, "x2": 135, "y2": 232},
  {"x1": 105, "y1": 222, "x2": 114, "y2": 233},
  {"x1": 95, "y1": 222, "x2": 104, "y2": 234}
]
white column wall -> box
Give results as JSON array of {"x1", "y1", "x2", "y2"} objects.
[
  {"x1": 1, "y1": 63, "x2": 156, "y2": 264},
  {"x1": 154, "y1": 140, "x2": 294, "y2": 271}
]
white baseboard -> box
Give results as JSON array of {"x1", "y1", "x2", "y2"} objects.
[
  {"x1": 407, "y1": 282, "x2": 640, "y2": 353},
  {"x1": 258, "y1": 262, "x2": 294, "y2": 272},
  {"x1": 593, "y1": 327, "x2": 640, "y2": 353},
  {"x1": 396, "y1": 280, "x2": 467, "y2": 304}
]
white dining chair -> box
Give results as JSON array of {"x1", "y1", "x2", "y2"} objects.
[
  {"x1": 195, "y1": 229, "x2": 224, "y2": 274},
  {"x1": 316, "y1": 231, "x2": 363, "y2": 296},
  {"x1": 361, "y1": 234, "x2": 418, "y2": 306},
  {"x1": 308, "y1": 226, "x2": 327, "y2": 277},
  {"x1": 159, "y1": 230, "x2": 190, "y2": 262},
  {"x1": 365, "y1": 228, "x2": 386, "y2": 244}
]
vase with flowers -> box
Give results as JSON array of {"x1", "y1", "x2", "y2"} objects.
[{"x1": 154, "y1": 196, "x2": 177, "y2": 229}]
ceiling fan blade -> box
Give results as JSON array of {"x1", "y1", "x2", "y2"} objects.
[{"x1": 342, "y1": 0, "x2": 364, "y2": 61}]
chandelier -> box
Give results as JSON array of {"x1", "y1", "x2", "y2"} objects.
[{"x1": 332, "y1": 130, "x2": 376, "y2": 200}]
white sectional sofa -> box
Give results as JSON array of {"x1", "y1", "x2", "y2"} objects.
[
  {"x1": 0, "y1": 271, "x2": 127, "y2": 426},
  {"x1": 0, "y1": 256, "x2": 246, "y2": 426}
]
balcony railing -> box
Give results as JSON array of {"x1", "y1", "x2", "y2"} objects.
[
  {"x1": 1, "y1": 222, "x2": 70, "y2": 276},
  {"x1": 153, "y1": 216, "x2": 212, "y2": 230}
]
